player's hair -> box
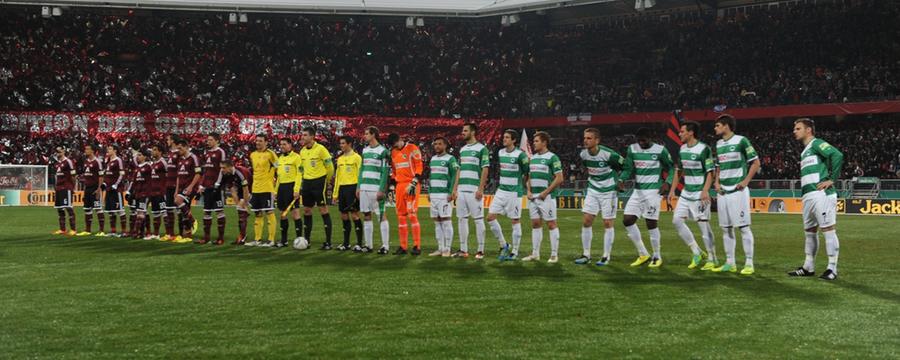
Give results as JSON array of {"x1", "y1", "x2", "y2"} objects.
[
  {"x1": 222, "y1": 160, "x2": 235, "y2": 167},
  {"x1": 84, "y1": 143, "x2": 97, "y2": 152},
  {"x1": 175, "y1": 139, "x2": 188, "y2": 147},
  {"x1": 208, "y1": 133, "x2": 221, "y2": 142},
  {"x1": 681, "y1": 121, "x2": 700, "y2": 136},
  {"x1": 151, "y1": 143, "x2": 165, "y2": 153},
  {"x1": 279, "y1": 137, "x2": 293, "y2": 145},
  {"x1": 636, "y1": 127, "x2": 654, "y2": 139},
  {"x1": 794, "y1": 118, "x2": 815, "y2": 133},
  {"x1": 715, "y1": 114, "x2": 736, "y2": 131},
  {"x1": 503, "y1": 129, "x2": 519, "y2": 142},
  {"x1": 386, "y1": 133, "x2": 401, "y2": 145},
  {"x1": 583, "y1": 128, "x2": 601, "y2": 138},
  {"x1": 534, "y1": 131, "x2": 551, "y2": 144},
  {"x1": 433, "y1": 136, "x2": 448, "y2": 146},
  {"x1": 56, "y1": 145, "x2": 66, "y2": 153},
  {"x1": 365, "y1": 126, "x2": 379, "y2": 139},
  {"x1": 339, "y1": 135, "x2": 354, "y2": 144},
  {"x1": 166, "y1": 134, "x2": 178, "y2": 142},
  {"x1": 464, "y1": 122, "x2": 478, "y2": 134},
  {"x1": 106, "y1": 144, "x2": 118, "y2": 152},
  {"x1": 302, "y1": 126, "x2": 316, "y2": 136},
  {"x1": 255, "y1": 133, "x2": 267, "y2": 140}
]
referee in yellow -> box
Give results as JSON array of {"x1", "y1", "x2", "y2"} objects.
[
  {"x1": 299, "y1": 127, "x2": 335, "y2": 249},
  {"x1": 248, "y1": 134, "x2": 278, "y2": 247},
  {"x1": 276, "y1": 137, "x2": 303, "y2": 248},
  {"x1": 333, "y1": 135, "x2": 363, "y2": 251}
]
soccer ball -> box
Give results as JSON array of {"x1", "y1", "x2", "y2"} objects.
[{"x1": 293, "y1": 237, "x2": 309, "y2": 250}]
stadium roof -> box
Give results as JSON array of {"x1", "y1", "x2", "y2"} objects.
[{"x1": 14, "y1": 0, "x2": 619, "y2": 16}]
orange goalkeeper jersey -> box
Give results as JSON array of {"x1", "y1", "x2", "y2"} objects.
[{"x1": 391, "y1": 142, "x2": 423, "y2": 183}]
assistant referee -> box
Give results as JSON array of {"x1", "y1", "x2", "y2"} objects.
[
  {"x1": 299, "y1": 127, "x2": 335, "y2": 249},
  {"x1": 276, "y1": 138, "x2": 303, "y2": 247}
]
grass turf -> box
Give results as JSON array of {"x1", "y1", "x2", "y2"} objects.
[{"x1": 0, "y1": 206, "x2": 898, "y2": 359}]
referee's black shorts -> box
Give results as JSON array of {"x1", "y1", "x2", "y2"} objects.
[
  {"x1": 301, "y1": 176, "x2": 327, "y2": 208},
  {"x1": 277, "y1": 183, "x2": 296, "y2": 211},
  {"x1": 337, "y1": 184, "x2": 359, "y2": 213}
]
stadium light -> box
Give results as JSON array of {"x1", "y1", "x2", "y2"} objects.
[
  {"x1": 41, "y1": 6, "x2": 51, "y2": 18},
  {"x1": 52, "y1": 7, "x2": 62, "y2": 17},
  {"x1": 416, "y1": 17, "x2": 424, "y2": 27},
  {"x1": 501, "y1": 15, "x2": 509, "y2": 27},
  {"x1": 228, "y1": 12, "x2": 237, "y2": 24},
  {"x1": 239, "y1": 13, "x2": 248, "y2": 23},
  {"x1": 405, "y1": 16, "x2": 415, "y2": 29},
  {"x1": 509, "y1": 14, "x2": 520, "y2": 24},
  {"x1": 635, "y1": 0, "x2": 656, "y2": 11}
]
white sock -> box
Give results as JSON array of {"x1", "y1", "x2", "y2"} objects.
[
  {"x1": 380, "y1": 219, "x2": 390, "y2": 249},
  {"x1": 804, "y1": 231, "x2": 818, "y2": 272},
  {"x1": 673, "y1": 217, "x2": 701, "y2": 256},
  {"x1": 649, "y1": 227, "x2": 661, "y2": 258},
  {"x1": 823, "y1": 230, "x2": 839, "y2": 273},
  {"x1": 442, "y1": 220, "x2": 454, "y2": 251},
  {"x1": 434, "y1": 219, "x2": 444, "y2": 251},
  {"x1": 722, "y1": 227, "x2": 736, "y2": 266},
  {"x1": 458, "y1": 217, "x2": 469, "y2": 253},
  {"x1": 511, "y1": 222, "x2": 522, "y2": 255},
  {"x1": 488, "y1": 219, "x2": 506, "y2": 247},
  {"x1": 740, "y1": 226, "x2": 754, "y2": 268},
  {"x1": 581, "y1": 226, "x2": 592, "y2": 257},
  {"x1": 363, "y1": 220, "x2": 373, "y2": 248},
  {"x1": 531, "y1": 228, "x2": 542, "y2": 257},
  {"x1": 603, "y1": 227, "x2": 614, "y2": 258},
  {"x1": 700, "y1": 221, "x2": 717, "y2": 262},
  {"x1": 474, "y1": 218, "x2": 486, "y2": 253},
  {"x1": 626, "y1": 224, "x2": 649, "y2": 256},
  {"x1": 549, "y1": 228, "x2": 560, "y2": 257}
]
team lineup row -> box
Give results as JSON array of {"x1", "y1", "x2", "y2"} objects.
[{"x1": 49, "y1": 115, "x2": 845, "y2": 280}]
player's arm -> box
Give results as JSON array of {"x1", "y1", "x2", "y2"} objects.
[
  {"x1": 617, "y1": 147, "x2": 634, "y2": 191},
  {"x1": 332, "y1": 157, "x2": 342, "y2": 200},
  {"x1": 113, "y1": 160, "x2": 125, "y2": 191},
  {"x1": 214, "y1": 149, "x2": 225, "y2": 189},
  {"x1": 186, "y1": 157, "x2": 202, "y2": 195},
  {"x1": 669, "y1": 166, "x2": 681, "y2": 201},
  {"x1": 540, "y1": 156, "x2": 564, "y2": 200},
  {"x1": 818, "y1": 141, "x2": 844, "y2": 190},
  {"x1": 377, "y1": 155, "x2": 389, "y2": 199},
  {"x1": 737, "y1": 138, "x2": 760, "y2": 190},
  {"x1": 520, "y1": 152, "x2": 531, "y2": 189},
  {"x1": 660, "y1": 148, "x2": 675, "y2": 195},
  {"x1": 293, "y1": 157, "x2": 303, "y2": 196},
  {"x1": 476, "y1": 147, "x2": 489, "y2": 198},
  {"x1": 450, "y1": 158, "x2": 460, "y2": 202}
]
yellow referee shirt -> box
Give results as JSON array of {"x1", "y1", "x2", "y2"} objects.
[
  {"x1": 250, "y1": 149, "x2": 278, "y2": 193},
  {"x1": 299, "y1": 142, "x2": 334, "y2": 180},
  {"x1": 276, "y1": 151, "x2": 303, "y2": 193},
  {"x1": 333, "y1": 151, "x2": 361, "y2": 199}
]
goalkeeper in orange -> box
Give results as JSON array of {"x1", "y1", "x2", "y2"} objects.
[{"x1": 387, "y1": 133, "x2": 424, "y2": 255}]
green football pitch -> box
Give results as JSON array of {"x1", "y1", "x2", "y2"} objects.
[{"x1": 1, "y1": 206, "x2": 897, "y2": 359}]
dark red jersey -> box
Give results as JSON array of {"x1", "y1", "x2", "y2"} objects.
[
  {"x1": 166, "y1": 150, "x2": 180, "y2": 189},
  {"x1": 149, "y1": 158, "x2": 167, "y2": 197},
  {"x1": 80, "y1": 156, "x2": 104, "y2": 188},
  {"x1": 54, "y1": 157, "x2": 76, "y2": 191},
  {"x1": 222, "y1": 165, "x2": 252, "y2": 192},
  {"x1": 103, "y1": 157, "x2": 125, "y2": 190},
  {"x1": 202, "y1": 147, "x2": 227, "y2": 188},
  {"x1": 133, "y1": 162, "x2": 152, "y2": 198},
  {"x1": 176, "y1": 152, "x2": 201, "y2": 194}
]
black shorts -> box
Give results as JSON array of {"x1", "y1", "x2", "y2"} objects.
[
  {"x1": 337, "y1": 184, "x2": 359, "y2": 213},
  {"x1": 126, "y1": 192, "x2": 137, "y2": 210},
  {"x1": 165, "y1": 187, "x2": 177, "y2": 210},
  {"x1": 135, "y1": 197, "x2": 149, "y2": 212},
  {"x1": 54, "y1": 189, "x2": 73, "y2": 209},
  {"x1": 150, "y1": 195, "x2": 165, "y2": 214},
  {"x1": 82, "y1": 186, "x2": 101, "y2": 210},
  {"x1": 251, "y1": 192, "x2": 275, "y2": 212},
  {"x1": 104, "y1": 191, "x2": 123, "y2": 213},
  {"x1": 203, "y1": 187, "x2": 225, "y2": 212},
  {"x1": 176, "y1": 192, "x2": 196, "y2": 208},
  {"x1": 301, "y1": 176, "x2": 327, "y2": 208},
  {"x1": 277, "y1": 183, "x2": 296, "y2": 211}
]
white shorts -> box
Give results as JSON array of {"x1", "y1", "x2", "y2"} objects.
[
  {"x1": 674, "y1": 198, "x2": 711, "y2": 221},
  {"x1": 528, "y1": 196, "x2": 557, "y2": 221},
  {"x1": 717, "y1": 188, "x2": 751, "y2": 228},
  {"x1": 429, "y1": 194, "x2": 453, "y2": 219},
  {"x1": 582, "y1": 191, "x2": 617, "y2": 220},
  {"x1": 624, "y1": 190, "x2": 661, "y2": 220},
  {"x1": 802, "y1": 191, "x2": 837, "y2": 229},
  {"x1": 359, "y1": 190, "x2": 384, "y2": 215},
  {"x1": 457, "y1": 191, "x2": 484, "y2": 219},
  {"x1": 488, "y1": 190, "x2": 522, "y2": 219}
]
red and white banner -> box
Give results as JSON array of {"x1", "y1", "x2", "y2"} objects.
[{"x1": 0, "y1": 111, "x2": 504, "y2": 142}]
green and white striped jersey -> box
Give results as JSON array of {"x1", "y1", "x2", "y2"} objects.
[
  {"x1": 677, "y1": 142, "x2": 714, "y2": 201},
  {"x1": 529, "y1": 151, "x2": 563, "y2": 197},
  {"x1": 715, "y1": 135, "x2": 758, "y2": 193},
  {"x1": 358, "y1": 144, "x2": 389, "y2": 192},
  {"x1": 428, "y1": 153, "x2": 459, "y2": 194},
  {"x1": 581, "y1": 145, "x2": 623, "y2": 196},
  {"x1": 618, "y1": 143, "x2": 674, "y2": 190},
  {"x1": 800, "y1": 138, "x2": 844, "y2": 197},
  {"x1": 457, "y1": 142, "x2": 490, "y2": 192},
  {"x1": 497, "y1": 148, "x2": 529, "y2": 196}
]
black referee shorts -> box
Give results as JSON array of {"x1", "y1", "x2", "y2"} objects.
[
  {"x1": 337, "y1": 184, "x2": 359, "y2": 213},
  {"x1": 277, "y1": 183, "x2": 297, "y2": 211},
  {"x1": 301, "y1": 176, "x2": 327, "y2": 208}
]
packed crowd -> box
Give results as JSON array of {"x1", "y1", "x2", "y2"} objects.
[
  {"x1": 0, "y1": 1, "x2": 897, "y2": 118},
  {"x1": 2, "y1": 118, "x2": 898, "y2": 191}
]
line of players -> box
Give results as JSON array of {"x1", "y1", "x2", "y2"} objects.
[{"x1": 50, "y1": 115, "x2": 844, "y2": 280}]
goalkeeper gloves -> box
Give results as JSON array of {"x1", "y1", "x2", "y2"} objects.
[{"x1": 407, "y1": 178, "x2": 419, "y2": 195}]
